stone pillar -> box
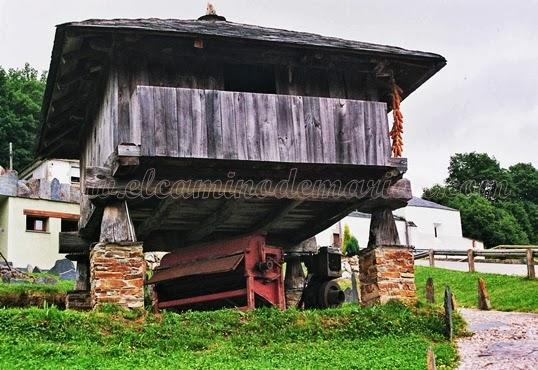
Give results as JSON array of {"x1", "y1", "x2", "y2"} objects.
[
  {"x1": 90, "y1": 242, "x2": 145, "y2": 309},
  {"x1": 358, "y1": 245, "x2": 416, "y2": 306}
]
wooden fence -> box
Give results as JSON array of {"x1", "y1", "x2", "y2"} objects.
[{"x1": 415, "y1": 248, "x2": 536, "y2": 279}]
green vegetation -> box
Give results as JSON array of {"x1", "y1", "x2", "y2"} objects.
[
  {"x1": 342, "y1": 224, "x2": 359, "y2": 257},
  {"x1": 0, "y1": 302, "x2": 460, "y2": 369},
  {"x1": 0, "y1": 64, "x2": 46, "y2": 171},
  {"x1": 423, "y1": 152, "x2": 538, "y2": 247},
  {"x1": 416, "y1": 266, "x2": 538, "y2": 313},
  {"x1": 0, "y1": 274, "x2": 74, "y2": 308}
]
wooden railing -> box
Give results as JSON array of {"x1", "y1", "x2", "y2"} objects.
[
  {"x1": 415, "y1": 248, "x2": 536, "y2": 279},
  {"x1": 130, "y1": 86, "x2": 392, "y2": 166}
]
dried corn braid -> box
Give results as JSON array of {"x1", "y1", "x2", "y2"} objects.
[{"x1": 390, "y1": 82, "x2": 404, "y2": 157}]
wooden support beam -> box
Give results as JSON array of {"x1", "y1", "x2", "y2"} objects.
[
  {"x1": 84, "y1": 165, "x2": 376, "y2": 202},
  {"x1": 357, "y1": 178, "x2": 412, "y2": 212},
  {"x1": 367, "y1": 208, "x2": 400, "y2": 248},
  {"x1": 59, "y1": 231, "x2": 92, "y2": 254},
  {"x1": 250, "y1": 200, "x2": 303, "y2": 233},
  {"x1": 111, "y1": 144, "x2": 141, "y2": 177},
  {"x1": 136, "y1": 197, "x2": 179, "y2": 239},
  {"x1": 75, "y1": 259, "x2": 90, "y2": 291},
  {"x1": 100, "y1": 201, "x2": 136, "y2": 243},
  {"x1": 79, "y1": 195, "x2": 104, "y2": 240},
  {"x1": 184, "y1": 199, "x2": 241, "y2": 242}
]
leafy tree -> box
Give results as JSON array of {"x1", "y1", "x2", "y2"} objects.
[
  {"x1": 423, "y1": 152, "x2": 537, "y2": 247},
  {"x1": 0, "y1": 64, "x2": 46, "y2": 171},
  {"x1": 342, "y1": 224, "x2": 359, "y2": 256},
  {"x1": 446, "y1": 152, "x2": 510, "y2": 201}
]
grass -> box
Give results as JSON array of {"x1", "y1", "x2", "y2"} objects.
[
  {"x1": 0, "y1": 302, "x2": 461, "y2": 370},
  {"x1": 0, "y1": 274, "x2": 74, "y2": 308},
  {"x1": 415, "y1": 266, "x2": 538, "y2": 313}
]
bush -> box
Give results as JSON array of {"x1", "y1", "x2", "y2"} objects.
[{"x1": 342, "y1": 224, "x2": 360, "y2": 256}]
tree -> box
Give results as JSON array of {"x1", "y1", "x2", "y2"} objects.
[
  {"x1": 423, "y1": 152, "x2": 537, "y2": 247},
  {"x1": 342, "y1": 224, "x2": 359, "y2": 256},
  {"x1": 446, "y1": 152, "x2": 510, "y2": 201},
  {"x1": 0, "y1": 64, "x2": 46, "y2": 171}
]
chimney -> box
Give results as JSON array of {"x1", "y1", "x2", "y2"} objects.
[{"x1": 198, "y1": 3, "x2": 227, "y2": 22}]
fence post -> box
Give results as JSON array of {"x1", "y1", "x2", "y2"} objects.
[
  {"x1": 478, "y1": 277, "x2": 492, "y2": 310},
  {"x1": 429, "y1": 249, "x2": 435, "y2": 267},
  {"x1": 467, "y1": 249, "x2": 475, "y2": 273},
  {"x1": 426, "y1": 277, "x2": 435, "y2": 304},
  {"x1": 444, "y1": 285, "x2": 453, "y2": 340},
  {"x1": 527, "y1": 249, "x2": 535, "y2": 279}
]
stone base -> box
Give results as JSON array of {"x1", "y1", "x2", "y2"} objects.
[
  {"x1": 358, "y1": 245, "x2": 416, "y2": 306},
  {"x1": 90, "y1": 242, "x2": 145, "y2": 309},
  {"x1": 66, "y1": 290, "x2": 92, "y2": 310}
]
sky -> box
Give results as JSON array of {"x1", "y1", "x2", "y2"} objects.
[{"x1": 1, "y1": 0, "x2": 537, "y2": 195}]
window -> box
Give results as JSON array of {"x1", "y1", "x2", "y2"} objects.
[
  {"x1": 223, "y1": 63, "x2": 276, "y2": 94},
  {"x1": 61, "y1": 219, "x2": 78, "y2": 232},
  {"x1": 26, "y1": 216, "x2": 48, "y2": 232},
  {"x1": 433, "y1": 223, "x2": 442, "y2": 238},
  {"x1": 70, "y1": 176, "x2": 80, "y2": 184}
]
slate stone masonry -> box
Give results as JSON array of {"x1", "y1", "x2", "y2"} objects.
[
  {"x1": 358, "y1": 245, "x2": 416, "y2": 306},
  {"x1": 90, "y1": 242, "x2": 145, "y2": 308}
]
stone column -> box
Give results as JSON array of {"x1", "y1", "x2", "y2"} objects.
[
  {"x1": 90, "y1": 242, "x2": 145, "y2": 308},
  {"x1": 358, "y1": 245, "x2": 416, "y2": 306}
]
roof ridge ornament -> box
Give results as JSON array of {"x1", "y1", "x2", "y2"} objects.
[{"x1": 198, "y1": 3, "x2": 227, "y2": 22}]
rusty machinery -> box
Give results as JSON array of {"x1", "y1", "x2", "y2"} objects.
[
  {"x1": 292, "y1": 246, "x2": 345, "y2": 309},
  {"x1": 147, "y1": 234, "x2": 286, "y2": 311},
  {"x1": 147, "y1": 234, "x2": 344, "y2": 311}
]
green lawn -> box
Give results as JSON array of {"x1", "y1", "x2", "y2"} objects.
[
  {"x1": 0, "y1": 274, "x2": 74, "y2": 308},
  {"x1": 0, "y1": 303, "x2": 460, "y2": 370},
  {"x1": 415, "y1": 266, "x2": 538, "y2": 313}
]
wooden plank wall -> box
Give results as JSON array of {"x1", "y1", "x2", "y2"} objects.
[{"x1": 132, "y1": 87, "x2": 390, "y2": 166}]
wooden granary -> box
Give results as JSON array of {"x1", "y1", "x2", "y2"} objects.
[{"x1": 38, "y1": 11, "x2": 445, "y2": 309}]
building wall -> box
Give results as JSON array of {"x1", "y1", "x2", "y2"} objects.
[
  {"x1": 22, "y1": 160, "x2": 80, "y2": 184},
  {"x1": 315, "y1": 206, "x2": 483, "y2": 251},
  {"x1": 3, "y1": 197, "x2": 79, "y2": 268}
]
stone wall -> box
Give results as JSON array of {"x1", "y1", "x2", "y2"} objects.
[
  {"x1": 358, "y1": 245, "x2": 416, "y2": 306},
  {"x1": 90, "y1": 242, "x2": 145, "y2": 308}
]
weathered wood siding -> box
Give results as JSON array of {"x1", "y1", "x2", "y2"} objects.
[{"x1": 131, "y1": 86, "x2": 390, "y2": 166}]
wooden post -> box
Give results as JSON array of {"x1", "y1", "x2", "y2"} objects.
[
  {"x1": 467, "y1": 249, "x2": 475, "y2": 273},
  {"x1": 427, "y1": 346, "x2": 436, "y2": 370},
  {"x1": 428, "y1": 249, "x2": 435, "y2": 267},
  {"x1": 527, "y1": 249, "x2": 535, "y2": 279},
  {"x1": 351, "y1": 271, "x2": 359, "y2": 304},
  {"x1": 367, "y1": 208, "x2": 400, "y2": 248},
  {"x1": 426, "y1": 277, "x2": 435, "y2": 304},
  {"x1": 443, "y1": 285, "x2": 453, "y2": 340},
  {"x1": 477, "y1": 277, "x2": 492, "y2": 310}
]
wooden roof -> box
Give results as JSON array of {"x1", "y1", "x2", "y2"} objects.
[
  {"x1": 61, "y1": 18, "x2": 443, "y2": 60},
  {"x1": 37, "y1": 18, "x2": 446, "y2": 159}
]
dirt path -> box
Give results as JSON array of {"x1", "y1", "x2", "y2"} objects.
[{"x1": 457, "y1": 308, "x2": 538, "y2": 369}]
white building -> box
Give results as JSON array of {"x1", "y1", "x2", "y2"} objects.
[
  {"x1": 19, "y1": 159, "x2": 80, "y2": 184},
  {"x1": 316, "y1": 197, "x2": 483, "y2": 251},
  {"x1": 0, "y1": 159, "x2": 80, "y2": 268}
]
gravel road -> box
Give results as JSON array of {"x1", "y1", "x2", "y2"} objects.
[{"x1": 457, "y1": 308, "x2": 538, "y2": 369}]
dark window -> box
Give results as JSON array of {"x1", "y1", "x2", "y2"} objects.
[
  {"x1": 224, "y1": 64, "x2": 276, "y2": 94},
  {"x1": 26, "y1": 216, "x2": 48, "y2": 232},
  {"x1": 61, "y1": 219, "x2": 78, "y2": 232},
  {"x1": 70, "y1": 176, "x2": 80, "y2": 184}
]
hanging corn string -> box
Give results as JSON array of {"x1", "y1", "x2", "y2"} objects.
[{"x1": 390, "y1": 80, "x2": 404, "y2": 157}]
